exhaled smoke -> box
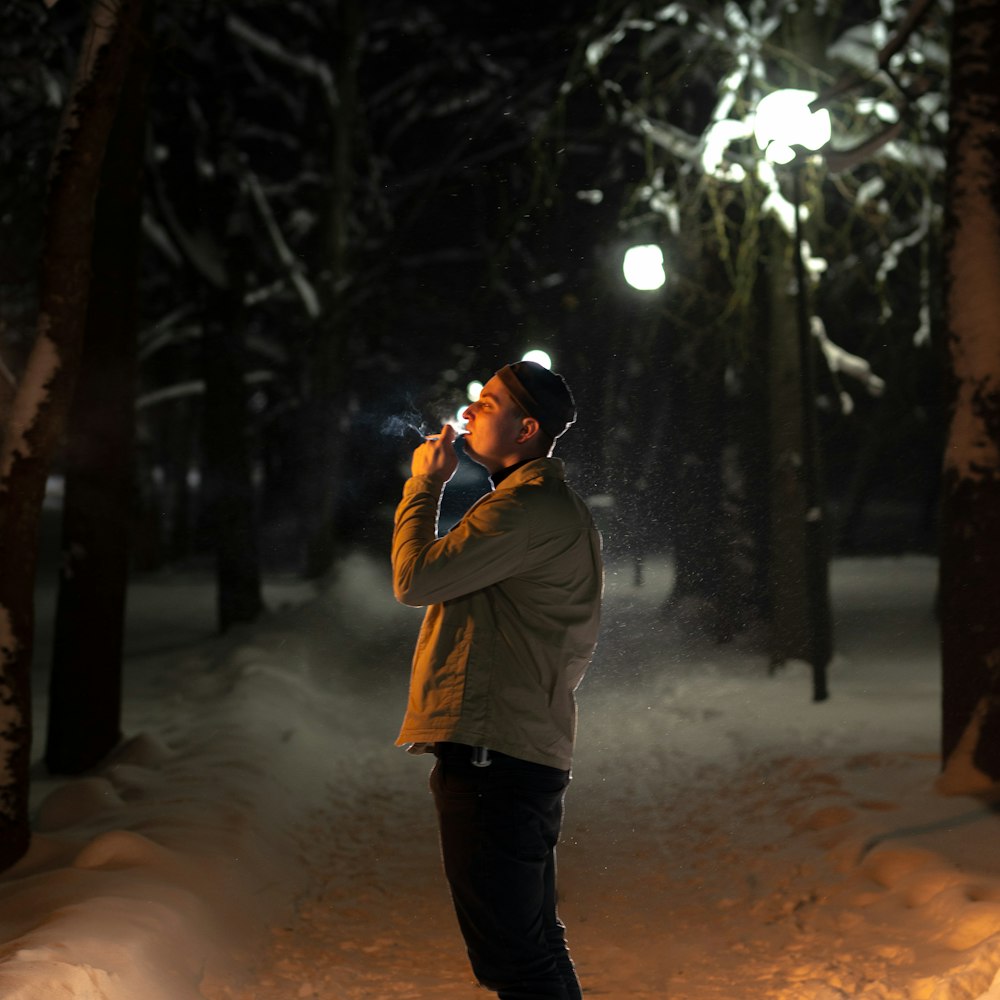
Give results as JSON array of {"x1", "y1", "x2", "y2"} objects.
[
  {"x1": 380, "y1": 404, "x2": 466, "y2": 439},
  {"x1": 380, "y1": 413, "x2": 430, "y2": 439}
]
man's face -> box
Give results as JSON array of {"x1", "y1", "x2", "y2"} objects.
[{"x1": 461, "y1": 375, "x2": 529, "y2": 473}]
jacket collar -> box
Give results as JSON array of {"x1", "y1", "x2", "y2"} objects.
[
  {"x1": 489, "y1": 458, "x2": 532, "y2": 489},
  {"x1": 492, "y1": 457, "x2": 564, "y2": 491}
]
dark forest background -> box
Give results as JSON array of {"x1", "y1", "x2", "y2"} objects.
[
  {"x1": 2, "y1": 0, "x2": 945, "y2": 582},
  {"x1": 6, "y1": 0, "x2": 988, "y2": 869}
]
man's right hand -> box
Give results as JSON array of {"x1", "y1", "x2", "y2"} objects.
[{"x1": 411, "y1": 424, "x2": 460, "y2": 485}]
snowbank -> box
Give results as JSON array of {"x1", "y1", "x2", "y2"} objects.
[{"x1": 2, "y1": 573, "x2": 349, "y2": 999}]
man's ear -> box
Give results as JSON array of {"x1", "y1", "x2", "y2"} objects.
[{"x1": 517, "y1": 417, "x2": 541, "y2": 443}]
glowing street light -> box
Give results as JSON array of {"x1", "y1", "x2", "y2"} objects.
[
  {"x1": 521, "y1": 349, "x2": 552, "y2": 369},
  {"x1": 753, "y1": 89, "x2": 831, "y2": 164},
  {"x1": 622, "y1": 244, "x2": 665, "y2": 291}
]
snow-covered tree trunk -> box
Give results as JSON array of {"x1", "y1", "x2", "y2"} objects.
[
  {"x1": 46, "y1": 0, "x2": 153, "y2": 774},
  {"x1": 0, "y1": 0, "x2": 144, "y2": 869},
  {"x1": 938, "y1": 0, "x2": 1000, "y2": 792}
]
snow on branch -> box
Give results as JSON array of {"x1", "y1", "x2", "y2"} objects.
[
  {"x1": 636, "y1": 114, "x2": 700, "y2": 161},
  {"x1": 875, "y1": 197, "x2": 935, "y2": 344},
  {"x1": 0, "y1": 325, "x2": 61, "y2": 482},
  {"x1": 814, "y1": 0, "x2": 938, "y2": 111},
  {"x1": 812, "y1": 316, "x2": 886, "y2": 414},
  {"x1": 876, "y1": 202, "x2": 931, "y2": 289},
  {"x1": 812, "y1": 0, "x2": 944, "y2": 177},
  {"x1": 148, "y1": 163, "x2": 228, "y2": 289},
  {"x1": 226, "y1": 13, "x2": 339, "y2": 113},
  {"x1": 243, "y1": 170, "x2": 321, "y2": 320},
  {"x1": 138, "y1": 305, "x2": 200, "y2": 363},
  {"x1": 49, "y1": 0, "x2": 121, "y2": 175},
  {"x1": 756, "y1": 159, "x2": 798, "y2": 234},
  {"x1": 586, "y1": 20, "x2": 656, "y2": 67},
  {"x1": 244, "y1": 278, "x2": 289, "y2": 306},
  {"x1": 607, "y1": 81, "x2": 701, "y2": 164},
  {"x1": 136, "y1": 370, "x2": 274, "y2": 410},
  {"x1": 701, "y1": 118, "x2": 752, "y2": 182},
  {"x1": 141, "y1": 212, "x2": 182, "y2": 267}
]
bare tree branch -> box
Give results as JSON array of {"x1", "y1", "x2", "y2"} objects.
[
  {"x1": 243, "y1": 169, "x2": 321, "y2": 319},
  {"x1": 825, "y1": 119, "x2": 907, "y2": 172},
  {"x1": 226, "y1": 13, "x2": 339, "y2": 114},
  {"x1": 811, "y1": 0, "x2": 939, "y2": 111}
]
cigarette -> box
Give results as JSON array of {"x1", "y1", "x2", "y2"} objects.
[{"x1": 424, "y1": 423, "x2": 467, "y2": 440}]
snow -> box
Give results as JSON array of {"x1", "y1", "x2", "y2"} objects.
[
  {"x1": 0, "y1": 327, "x2": 60, "y2": 480},
  {"x1": 3, "y1": 551, "x2": 1000, "y2": 998}
]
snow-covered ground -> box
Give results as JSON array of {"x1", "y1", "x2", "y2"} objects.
[{"x1": 3, "y1": 550, "x2": 1000, "y2": 999}]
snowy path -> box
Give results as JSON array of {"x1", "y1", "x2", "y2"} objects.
[
  {"x1": 202, "y1": 555, "x2": 1000, "y2": 1000},
  {"x1": 8, "y1": 554, "x2": 1000, "y2": 999}
]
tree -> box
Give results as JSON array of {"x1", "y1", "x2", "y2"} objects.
[
  {"x1": 567, "y1": 0, "x2": 946, "y2": 681},
  {"x1": 45, "y1": 0, "x2": 155, "y2": 774},
  {"x1": 145, "y1": 4, "x2": 269, "y2": 627},
  {"x1": 937, "y1": 0, "x2": 1000, "y2": 793},
  {"x1": 0, "y1": 0, "x2": 145, "y2": 869},
  {"x1": 141, "y1": 0, "x2": 363, "y2": 590}
]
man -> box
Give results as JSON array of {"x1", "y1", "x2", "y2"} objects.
[{"x1": 391, "y1": 360, "x2": 603, "y2": 1000}]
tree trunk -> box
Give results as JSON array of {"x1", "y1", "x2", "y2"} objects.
[
  {"x1": 663, "y1": 355, "x2": 730, "y2": 641},
  {"x1": 202, "y1": 295, "x2": 263, "y2": 631},
  {"x1": 734, "y1": 342, "x2": 772, "y2": 638},
  {"x1": 0, "y1": 0, "x2": 143, "y2": 870},
  {"x1": 764, "y1": 206, "x2": 831, "y2": 699},
  {"x1": 186, "y1": 12, "x2": 264, "y2": 632},
  {"x1": 938, "y1": 0, "x2": 1000, "y2": 792},
  {"x1": 301, "y1": 0, "x2": 363, "y2": 579},
  {"x1": 45, "y1": 0, "x2": 153, "y2": 775}
]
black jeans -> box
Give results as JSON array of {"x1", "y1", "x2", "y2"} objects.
[{"x1": 430, "y1": 742, "x2": 582, "y2": 1000}]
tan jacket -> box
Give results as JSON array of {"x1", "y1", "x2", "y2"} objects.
[{"x1": 392, "y1": 458, "x2": 603, "y2": 770}]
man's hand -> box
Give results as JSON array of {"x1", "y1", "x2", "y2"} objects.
[{"x1": 411, "y1": 424, "x2": 460, "y2": 485}]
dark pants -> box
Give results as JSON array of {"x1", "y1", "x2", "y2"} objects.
[{"x1": 430, "y1": 742, "x2": 582, "y2": 1000}]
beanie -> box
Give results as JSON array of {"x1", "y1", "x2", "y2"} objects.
[{"x1": 495, "y1": 360, "x2": 577, "y2": 441}]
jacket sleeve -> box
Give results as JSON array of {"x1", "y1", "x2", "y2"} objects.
[{"x1": 391, "y1": 475, "x2": 530, "y2": 607}]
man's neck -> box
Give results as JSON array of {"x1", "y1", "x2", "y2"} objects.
[{"x1": 489, "y1": 457, "x2": 535, "y2": 489}]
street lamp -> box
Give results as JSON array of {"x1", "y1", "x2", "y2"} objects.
[
  {"x1": 753, "y1": 89, "x2": 831, "y2": 165},
  {"x1": 619, "y1": 243, "x2": 667, "y2": 585},
  {"x1": 521, "y1": 349, "x2": 552, "y2": 369},
  {"x1": 753, "y1": 88, "x2": 832, "y2": 701},
  {"x1": 622, "y1": 243, "x2": 666, "y2": 291}
]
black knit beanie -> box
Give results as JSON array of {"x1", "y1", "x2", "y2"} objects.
[{"x1": 495, "y1": 360, "x2": 577, "y2": 441}]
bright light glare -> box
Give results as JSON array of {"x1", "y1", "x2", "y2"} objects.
[
  {"x1": 622, "y1": 244, "x2": 665, "y2": 291},
  {"x1": 754, "y1": 89, "x2": 831, "y2": 164},
  {"x1": 521, "y1": 349, "x2": 552, "y2": 369},
  {"x1": 466, "y1": 380, "x2": 483, "y2": 401}
]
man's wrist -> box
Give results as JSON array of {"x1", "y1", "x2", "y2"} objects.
[{"x1": 405, "y1": 473, "x2": 446, "y2": 495}]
